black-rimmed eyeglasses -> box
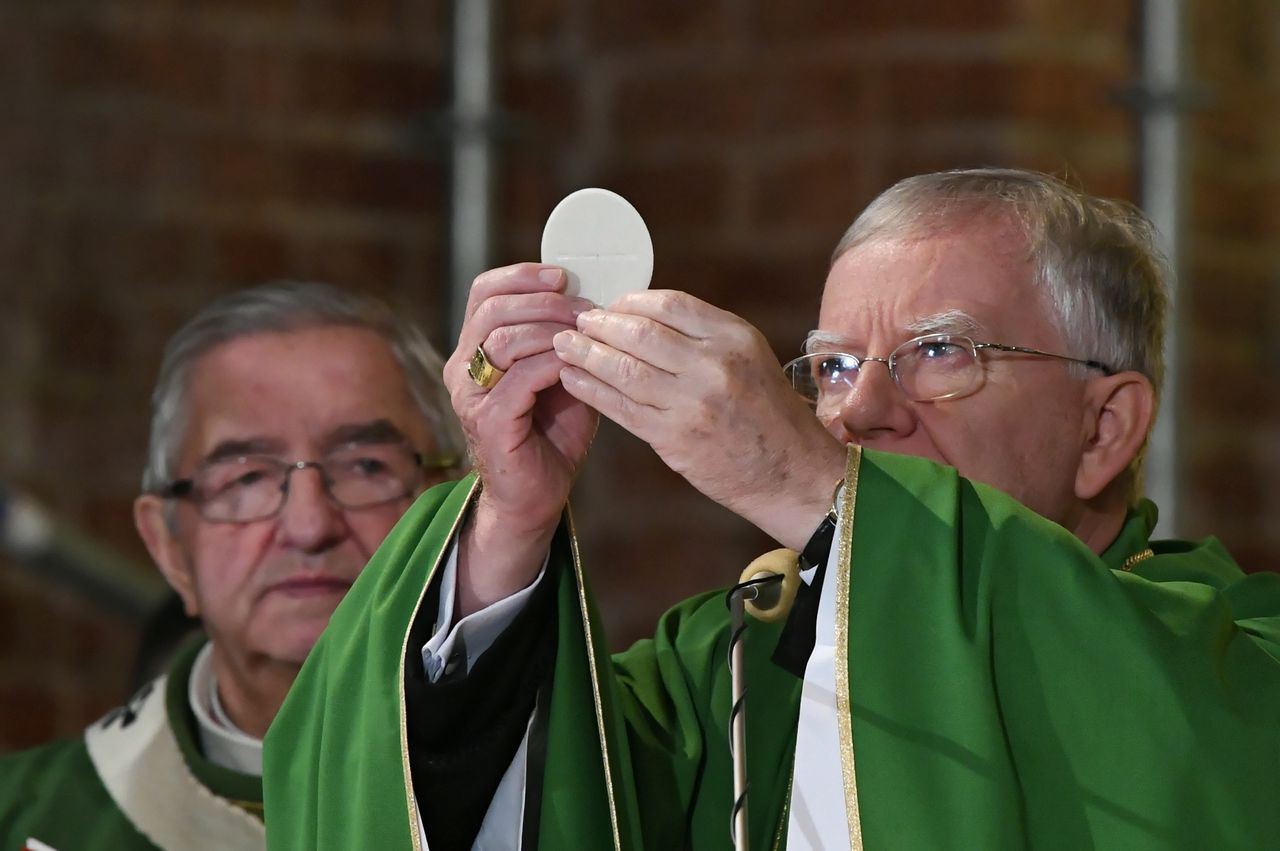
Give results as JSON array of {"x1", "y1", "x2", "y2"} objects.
[
  {"x1": 783, "y1": 333, "x2": 1115, "y2": 407},
  {"x1": 161, "y1": 442, "x2": 460, "y2": 523}
]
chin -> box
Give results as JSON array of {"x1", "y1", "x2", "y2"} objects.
[{"x1": 257, "y1": 620, "x2": 334, "y2": 667}]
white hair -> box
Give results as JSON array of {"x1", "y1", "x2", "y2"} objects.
[
  {"x1": 832, "y1": 167, "x2": 1171, "y2": 497},
  {"x1": 141, "y1": 281, "x2": 464, "y2": 494}
]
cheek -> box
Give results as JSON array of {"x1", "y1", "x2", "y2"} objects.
[
  {"x1": 188, "y1": 526, "x2": 273, "y2": 612},
  {"x1": 915, "y1": 405, "x2": 1015, "y2": 482},
  {"x1": 344, "y1": 505, "x2": 410, "y2": 560}
]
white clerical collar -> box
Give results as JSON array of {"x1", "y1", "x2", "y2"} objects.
[{"x1": 188, "y1": 643, "x2": 263, "y2": 776}]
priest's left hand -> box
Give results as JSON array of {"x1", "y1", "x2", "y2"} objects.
[{"x1": 552, "y1": 290, "x2": 847, "y2": 550}]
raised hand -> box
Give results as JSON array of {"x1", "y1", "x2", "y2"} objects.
[
  {"x1": 445, "y1": 263, "x2": 598, "y2": 614},
  {"x1": 551, "y1": 290, "x2": 847, "y2": 551}
]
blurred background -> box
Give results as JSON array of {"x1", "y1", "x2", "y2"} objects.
[{"x1": 2, "y1": 0, "x2": 1277, "y2": 752}]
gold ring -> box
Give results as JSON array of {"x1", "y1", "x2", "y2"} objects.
[{"x1": 467, "y1": 345, "x2": 505, "y2": 389}]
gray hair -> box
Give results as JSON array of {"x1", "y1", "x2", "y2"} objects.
[
  {"x1": 141, "y1": 281, "x2": 465, "y2": 494},
  {"x1": 832, "y1": 167, "x2": 1171, "y2": 496}
]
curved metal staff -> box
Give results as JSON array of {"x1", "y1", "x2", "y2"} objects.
[{"x1": 725, "y1": 548, "x2": 802, "y2": 851}]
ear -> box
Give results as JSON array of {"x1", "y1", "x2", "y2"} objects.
[
  {"x1": 1075, "y1": 371, "x2": 1155, "y2": 502},
  {"x1": 134, "y1": 495, "x2": 201, "y2": 617}
]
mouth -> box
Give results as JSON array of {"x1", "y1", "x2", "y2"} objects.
[{"x1": 265, "y1": 575, "x2": 354, "y2": 598}]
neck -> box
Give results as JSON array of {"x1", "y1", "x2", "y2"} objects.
[
  {"x1": 1064, "y1": 489, "x2": 1129, "y2": 555},
  {"x1": 208, "y1": 645, "x2": 299, "y2": 738}
]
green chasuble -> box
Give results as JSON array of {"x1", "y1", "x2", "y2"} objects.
[
  {"x1": 264, "y1": 448, "x2": 1280, "y2": 850},
  {"x1": 0, "y1": 640, "x2": 265, "y2": 851}
]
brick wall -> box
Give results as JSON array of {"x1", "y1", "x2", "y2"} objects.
[
  {"x1": 1181, "y1": 0, "x2": 1280, "y2": 568},
  {"x1": 1, "y1": 0, "x2": 1275, "y2": 751}
]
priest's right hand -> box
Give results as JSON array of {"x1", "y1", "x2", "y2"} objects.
[{"x1": 444, "y1": 263, "x2": 599, "y2": 618}]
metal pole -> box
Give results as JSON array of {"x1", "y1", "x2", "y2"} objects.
[
  {"x1": 1139, "y1": 0, "x2": 1185, "y2": 536},
  {"x1": 449, "y1": 0, "x2": 498, "y2": 340},
  {"x1": 1, "y1": 487, "x2": 164, "y2": 620}
]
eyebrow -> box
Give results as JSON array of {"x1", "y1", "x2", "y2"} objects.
[
  {"x1": 321, "y1": 419, "x2": 411, "y2": 451},
  {"x1": 198, "y1": 420, "x2": 410, "y2": 467},
  {"x1": 201, "y1": 437, "x2": 287, "y2": 465},
  {"x1": 904, "y1": 309, "x2": 984, "y2": 337},
  {"x1": 804, "y1": 309, "x2": 986, "y2": 354}
]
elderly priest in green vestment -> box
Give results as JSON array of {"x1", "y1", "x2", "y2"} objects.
[
  {"x1": 0, "y1": 283, "x2": 464, "y2": 851},
  {"x1": 264, "y1": 169, "x2": 1280, "y2": 851}
]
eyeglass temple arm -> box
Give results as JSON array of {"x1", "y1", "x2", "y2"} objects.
[{"x1": 975, "y1": 343, "x2": 1115, "y2": 375}]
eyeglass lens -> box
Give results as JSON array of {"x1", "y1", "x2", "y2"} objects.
[
  {"x1": 192, "y1": 443, "x2": 422, "y2": 522},
  {"x1": 788, "y1": 335, "x2": 982, "y2": 406}
]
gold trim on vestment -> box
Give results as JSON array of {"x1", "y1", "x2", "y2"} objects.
[
  {"x1": 1121, "y1": 547, "x2": 1155, "y2": 572},
  {"x1": 835, "y1": 444, "x2": 864, "y2": 849},
  {"x1": 566, "y1": 504, "x2": 624, "y2": 851},
  {"x1": 399, "y1": 476, "x2": 481, "y2": 851},
  {"x1": 233, "y1": 800, "x2": 265, "y2": 817},
  {"x1": 772, "y1": 767, "x2": 794, "y2": 851}
]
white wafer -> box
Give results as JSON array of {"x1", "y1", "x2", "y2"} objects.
[{"x1": 540, "y1": 188, "x2": 654, "y2": 307}]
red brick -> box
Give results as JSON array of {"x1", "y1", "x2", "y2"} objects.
[
  {"x1": 195, "y1": 138, "x2": 292, "y2": 204},
  {"x1": 749, "y1": 64, "x2": 880, "y2": 138},
  {"x1": 506, "y1": 69, "x2": 579, "y2": 139},
  {"x1": 1022, "y1": 0, "x2": 1135, "y2": 32},
  {"x1": 47, "y1": 24, "x2": 228, "y2": 111},
  {"x1": 1012, "y1": 62, "x2": 1131, "y2": 135},
  {"x1": 500, "y1": 154, "x2": 563, "y2": 235},
  {"x1": 61, "y1": 215, "x2": 136, "y2": 289},
  {"x1": 751, "y1": 0, "x2": 1011, "y2": 41},
  {"x1": 133, "y1": 221, "x2": 200, "y2": 283},
  {"x1": 299, "y1": 0, "x2": 451, "y2": 47},
  {"x1": 1188, "y1": 172, "x2": 1280, "y2": 242},
  {"x1": 211, "y1": 226, "x2": 294, "y2": 282},
  {"x1": 874, "y1": 139, "x2": 1015, "y2": 190},
  {"x1": 0, "y1": 682, "x2": 62, "y2": 751},
  {"x1": 508, "y1": 0, "x2": 570, "y2": 41},
  {"x1": 0, "y1": 123, "x2": 61, "y2": 192},
  {"x1": 290, "y1": 148, "x2": 442, "y2": 212},
  {"x1": 294, "y1": 50, "x2": 443, "y2": 119},
  {"x1": 105, "y1": 0, "x2": 298, "y2": 19},
  {"x1": 71, "y1": 123, "x2": 186, "y2": 192},
  {"x1": 592, "y1": 161, "x2": 728, "y2": 239},
  {"x1": 40, "y1": 291, "x2": 124, "y2": 371},
  {"x1": 225, "y1": 43, "x2": 297, "y2": 115},
  {"x1": 753, "y1": 148, "x2": 879, "y2": 234},
  {"x1": 877, "y1": 60, "x2": 1017, "y2": 126},
  {"x1": 613, "y1": 66, "x2": 762, "y2": 149},
  {"x1": 296, "y1": 234, "x2": 405, "y2": 291},
  {"x1": 592, "y1": 1, "x2": 733, "y2": 49},
  {"x1": 655, "y1": 250, "x2": 827, "y2": 339}
]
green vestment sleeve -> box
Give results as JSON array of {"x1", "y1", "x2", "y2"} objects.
[{"x1": 264, "y1": 450, "x2": 1280, "y2": 850}]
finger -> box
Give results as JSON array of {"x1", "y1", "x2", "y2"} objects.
[
  {"x1": 559, "y1": 365, "x2": 653, "y2": 439},
  {"x1": 473, "y1": 348, "x2": 578, "y2": 445},
  {"x1": 481, "y1": 322, "x2": 576, "y2": 371},
  {"x1": 605, "y1": 289, "x2": 738, "y2": 339},
  {"x1": 465, "y1": 294, "x2": 592, "y2": 354},
  {"x1": 465, "y1": 263, "x2": 567, "y2": 323},
  {"x1": 574, "y1": 308, "x2": 690, "y2": 374},
  {"x1": 552, "y1": 330, "x2": 671, "y2": 409}
]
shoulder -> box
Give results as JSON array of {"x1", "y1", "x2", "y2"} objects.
[
  {"x1": 0, "y1": 734, "x2": 96, "y2": 790},
  {"x1": 0, "y1": 732, "x2": 149, "y2": 850}
]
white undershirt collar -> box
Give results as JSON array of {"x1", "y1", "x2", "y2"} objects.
[{"x1": 187, "y1": 643, "x2": 264, "y2": 776}]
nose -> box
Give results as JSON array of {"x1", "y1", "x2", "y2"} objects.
[
  {"x1": 821, "y1": 358, "x2": 917, "y2": 445},
  {"x1": 274, "y1": 465, "x2": 348, "y2": 555}
]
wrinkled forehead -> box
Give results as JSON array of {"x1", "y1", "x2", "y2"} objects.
[
  {"x1": 814, "y1": 223, "x2": 1055, "y2": 350},
  {"x1": 178, "y1": 327, "x2": 433, "y2": 463}
]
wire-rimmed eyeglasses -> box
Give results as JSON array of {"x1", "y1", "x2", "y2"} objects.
[
  {"x1": 783, "y1": 333, "x2": 1114, "y2": 408},
  {"x1": 160, "y1": 442, "x2": 461, "y2": 523}
]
